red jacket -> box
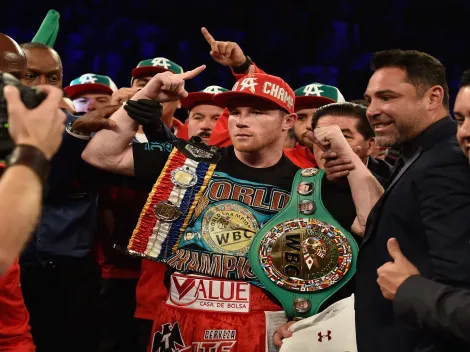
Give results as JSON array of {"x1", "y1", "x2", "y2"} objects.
[{"x1": 0, "y1": 259, "x2": 35, "y2": 352}]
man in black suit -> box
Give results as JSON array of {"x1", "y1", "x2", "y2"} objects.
[
  {"x1": 374, "y1": 68, "x2": 470, "y2": 346},
  {"x1": 356, "y1": 50, "x2": 470, "y2": 351}
]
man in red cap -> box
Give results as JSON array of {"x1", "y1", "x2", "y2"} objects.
[
  {"x1": 81, "y1": 64, "x2": 299, "y2": 351},
  {"x1": 80, "y1": 59, "x2": 382, "y2": 350},
  {"x1": 180, "y1": 85, "x2": 228, "y2": 143}
]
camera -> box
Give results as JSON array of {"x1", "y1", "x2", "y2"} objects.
[{"x1": 0, "y1": 73, "x2": 47, "y2": 159}]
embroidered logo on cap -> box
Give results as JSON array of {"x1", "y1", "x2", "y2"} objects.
[{"x1": 303, "y1": 84, "x2": 325, "y2": 96}]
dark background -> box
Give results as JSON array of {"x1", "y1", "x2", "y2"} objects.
[{"x1": 4, "y1": 0, "x2": 470, "y2": 105}]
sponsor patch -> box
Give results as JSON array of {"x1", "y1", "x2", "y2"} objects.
[
  {"x1": 167, "y1": 272, "x2": 251, "y2": 313},
  {"x1": 204, "y1": 330, "x2": 237, "y2": 340}
]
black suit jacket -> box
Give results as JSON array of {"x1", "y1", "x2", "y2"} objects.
[
  {"x1": 355, "y1": 117, "x2": 470, "y2": 352},
  {"x1": 394, "y1": 275, "x2": 470, "y2": 343},
  {"x1": 368, "y1": 156, "x2": 392, "y2": 186}
]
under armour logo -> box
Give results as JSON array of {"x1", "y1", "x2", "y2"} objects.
[
  {"x1": 318, "y1": 330, "x2": 332, "y2": 342},
  {"x1": 303, "y1": 84, "x2": 324, "y2": 96},
  {"x1": 151, "y1": 322, "x2": 187, "y2": 352},
  {"x1": 203, "y1": 86, "x2": 223, "y2": 94},
  {"x1": 239, "y1": 77, "x2": 258, "y2": 93},
  {"x1": 79, "y1": 74, "x2": 97, "y2": 84},
  {"x1": 152, "y1": 57, "x2": 171, "y2": 69}
]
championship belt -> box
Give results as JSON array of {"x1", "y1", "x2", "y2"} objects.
[
  {"x1": 124, "y1": 137, "x2": 220, "y2": 262},
  {"x1": 248, "y1": 168, "x2": 359, "y2": 319}
]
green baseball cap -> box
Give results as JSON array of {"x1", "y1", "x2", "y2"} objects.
[
  {"x1": 181, "y1": 85, "x2": 229, "y2": 110},
  {"x1": 64, "y1": 73, "x2": 118, "y2": 99},
  {"x1": 131, "y1": 57, "x2": 183, "y2": 79},
  {"x1": 295, "y1": 83, "x2": 345, "y2": 108}
]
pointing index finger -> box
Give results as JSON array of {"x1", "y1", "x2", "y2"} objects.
[
  {"x1": 201, "y1": 27, "x2": 216, "y2": 45},
  {"x1": 181, "y1": 65, "x2": 206, "y2": 80}
]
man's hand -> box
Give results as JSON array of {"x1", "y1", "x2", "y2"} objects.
[
  {"x1": 138, "y1": 65, "x2": 206, "y2": 102},
  {"x1": 306, "y1": 127, "x2": 361, "y2": 181},
  {"x1": 111, "y1": 87, "x2": 140, "y2": 106},
  {"x1": 377, "y1": 238, "x2": 420, "y2": 300},
  {"x1": 201, "y1": 27, "x2": 246, "y2": 67},
  {"x1": 4, "y1": 85, "x2": 66, "y2": 160},
  {"x1": 71, "y1": 105, "x2": 120, "y2": 133},
  {"x1": 273, "y1": 321, "x2": 296, "y2": 348}
]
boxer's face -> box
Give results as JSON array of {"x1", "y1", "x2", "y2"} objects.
[
  {"x1": 227, "y1": 97, "x2": 296, "y2": 153},
  {"x1": 454, "y1": 86, "x2": 470, "y2": 160},
  {"x1": 187, "y1": 103, "x2": 223, "y2": 144}
]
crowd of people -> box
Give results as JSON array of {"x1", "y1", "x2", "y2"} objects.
[{"x1": 0, "y1": 10, "x2": 470, "y2": 352}]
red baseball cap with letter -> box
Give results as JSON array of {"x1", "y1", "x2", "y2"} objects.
[{"x1": 212, "y1": 73, "x2": 295, "y2": 114}]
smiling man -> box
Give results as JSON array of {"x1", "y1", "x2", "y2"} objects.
[{"x1": 356, "y1": 49, "x2": 470, "y2": 352}]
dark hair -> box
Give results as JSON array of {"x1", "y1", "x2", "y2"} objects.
[
  {"x1": 349, "y1": 99, "x2": 369, "y2": 107},
  {"x1": 312, "y1": 102, "x2": 375, "y2": 140},
  {"x1": 20, "y1": 42, "x2": 62, "y2": 69},
  {"x1": 459, "y1": 69, "x2": 470, "y2": 88},
  {"x1": 370, "y1": 49, "x2": 449, "y2": 109}
]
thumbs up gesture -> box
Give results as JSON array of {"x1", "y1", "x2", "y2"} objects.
[{"x1": 377, "y1": 238, "x2": 420, "y2": 300}]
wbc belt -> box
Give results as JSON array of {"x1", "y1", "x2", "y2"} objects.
[
  {"x1": 248, "y1": 168, "x2": 359, "y2": 319},
  {"x1": 126, "y1": 138, "x2": 220, "y2": 262}
]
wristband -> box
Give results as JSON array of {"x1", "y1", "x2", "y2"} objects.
[
  {"x1": 66, "y1": 122, "x2": 92, "y2": 140},
  {"x1": 232, "y1": 56, "x2": 253, "y2": 74},
  {"x1": 6, "y1": 144, "x2": 50, "y2": 184},
  {"x1": 124, "y1": 99, "x2": 163, "y2": 127}
]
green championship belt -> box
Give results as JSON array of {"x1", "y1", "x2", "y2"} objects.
[{"x1": 248, "y1": 168, "x2": 359, "y2": 319}]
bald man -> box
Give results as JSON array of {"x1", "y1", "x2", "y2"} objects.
[
  {"x1": 0, "y1": 32, "x2": 65, "y2": 352},
  {"x1": 20, "y1": 42, "x2": 63, "y2": 88},
  {"x1": 0, "y1": 33, "x2": 27, "y2": 79}
]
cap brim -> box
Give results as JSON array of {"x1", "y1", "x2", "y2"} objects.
[
  {"x1": 132, "y1": 66, "x2": 172, "y2": 79},
  {"x1": 64, "y1": 83, "x2": 114, "y2": 100},
  {"x1": 213, "y1": 91, "x2": 289, "y2": 112},
  {"x1": 181, "y1": 92, "x2": 216, "y2": 110},
  {"x1": 294, "y1": 96, "x2": 336, "y2": 109}
]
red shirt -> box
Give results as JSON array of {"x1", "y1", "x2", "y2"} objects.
[
  {"x1": 0, "y1": 259, "x2": 35, "y2": 352},
  {"x1": 283, "y1": 142, "x2": 317, "y2": 168}
]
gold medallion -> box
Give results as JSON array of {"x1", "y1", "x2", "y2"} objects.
[{"x1": 154, "y1": 201, "x2": 183, "y2": 222}]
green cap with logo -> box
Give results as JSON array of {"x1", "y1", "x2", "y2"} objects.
[
  {"x1": 294, "y1": 83, "x2": 345, "y2": 108},
  {"x1": 181, "y1": 85, "x2": 229, "y2": 110},
  {"x1": 64, "y1": 73, "x2": 118, "y2": 100},
  {"x1": 131, "y1": 57, "x2": 184, "y2": 80}
]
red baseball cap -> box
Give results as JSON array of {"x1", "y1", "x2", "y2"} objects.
[
  {"x1": 212, "y1": 73, "x2": 295, "y2": 114},
  {"x1": 181, "y1": 85, "x2": 229, "y2": 110}
]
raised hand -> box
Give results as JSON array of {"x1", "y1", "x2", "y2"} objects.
[
  {"x1": 201, "y1": 27, "x2": 246, "y2": 68},
  {"x1": 139, "y1": 65, "x2": 206, "y2": 102},
  {"x1": 111, "y1": 87, "x2": 140, "y2": 106}
]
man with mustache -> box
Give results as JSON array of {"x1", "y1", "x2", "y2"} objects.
[
  {"x1": 180, "y1": 85, "x2": 228, "y2": 143},
  {"x1": 355, "y1": 49, "x2": 470, "y2": 352},
  {"x1": 81, "y1": 63, "x2": 382, "y2": 351}
]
